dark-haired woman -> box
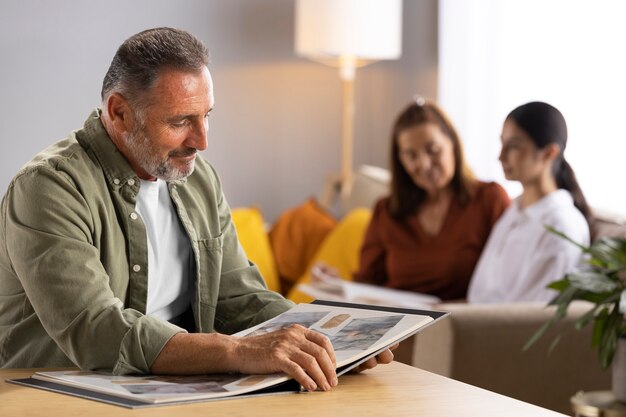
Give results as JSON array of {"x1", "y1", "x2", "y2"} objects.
[
  {"x1": 350, "y1": 98, "x2": 510, "y2": 300},
  {"x1": 468, "y1": 101, "x2": 590, "y2": 303}
]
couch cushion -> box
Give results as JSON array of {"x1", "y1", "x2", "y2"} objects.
[
  {"x1": 269, "y1": 198, "x2": 337, "y2": 293},
  {"x1": 231, "y1": 207, "x2": 281, "y2": 293},
  {"x1": 287, "y1": 208, "x2": 372, "y2": 303}
]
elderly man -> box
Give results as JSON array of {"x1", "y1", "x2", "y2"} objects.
[{"x1": 0, "y1": 27, "x2": 392, "y2": 392}]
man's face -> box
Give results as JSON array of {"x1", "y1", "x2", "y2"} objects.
[{"x1": 123, "y1": 66, "x2": 214, "y2": 181}]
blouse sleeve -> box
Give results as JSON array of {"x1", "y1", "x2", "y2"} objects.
[{"x1": 353, "y1": 199, "x2": 388, "y2": 286}]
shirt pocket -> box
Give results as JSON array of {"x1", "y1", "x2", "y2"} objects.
[{"x1": 195, "y1": 234, "x2": 224, "y2": 308}]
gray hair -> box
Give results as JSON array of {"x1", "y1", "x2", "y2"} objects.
[{"x1": 101, "y1": 27, "x2": 209, "y2": 110}]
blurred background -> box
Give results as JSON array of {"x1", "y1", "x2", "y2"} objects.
[{"x1": 0, "y1": 0, "x2": 623, "y2": 222}]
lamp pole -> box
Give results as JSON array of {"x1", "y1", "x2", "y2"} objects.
[{"x1": 339, "y1": 56, "x2": 356, "y2": 205}]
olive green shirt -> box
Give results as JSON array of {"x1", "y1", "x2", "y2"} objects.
[{"x1": 0, "y1": 109, "x2": 293, "y2": 374}]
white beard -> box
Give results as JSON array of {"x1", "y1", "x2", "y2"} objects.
[{"x1": 122, "y1": 124, "x2": 196, "y2": 181}]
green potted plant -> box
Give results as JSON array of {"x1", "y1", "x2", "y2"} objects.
[{"x1": 525, "y1": 228, "x2": 626, "y2": 401}]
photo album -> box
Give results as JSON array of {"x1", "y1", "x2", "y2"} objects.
[
  {"x1": 8, "y1": 300, "x2": 447, "y2": 408},
  {"x1": 298, "y1": 268, "x2": 442, "y2": 309}
]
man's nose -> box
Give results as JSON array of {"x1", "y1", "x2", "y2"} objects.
[{"x1": 186, "y1": 119, "x2": 208, "y2": 151}]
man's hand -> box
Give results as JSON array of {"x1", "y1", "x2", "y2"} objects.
[
  {"x1": 232, "y1": 324, "x2": 338, "y2": 392},
  {"x1": 150, "y1": 325, "x2": 337, "y2": 391},
  {"x1": 351, "y1": 343, "x2": 398, "y2": 373}
]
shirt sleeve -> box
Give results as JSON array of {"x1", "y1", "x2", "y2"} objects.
[
  {"x1": 3, "y1": 166, "x2": 184, "y2": 374},
  {"x1": 353, "y1": 199, "x2": 388, "y2": 285}
]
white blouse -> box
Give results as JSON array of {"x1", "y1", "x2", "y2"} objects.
[{"x1": 468, "y1": 189, "x2": 589, "y2": 303}]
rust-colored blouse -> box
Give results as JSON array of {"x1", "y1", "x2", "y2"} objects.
[{"x1": 354, "y1": 181, "x2": 510, "y2": 300}]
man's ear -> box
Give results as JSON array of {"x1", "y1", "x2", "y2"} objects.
[{"x1": 105, "y1": 93, "x2": 134, "y2": 135}]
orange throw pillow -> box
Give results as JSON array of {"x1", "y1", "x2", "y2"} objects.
[{"x1": 269, "y1": 198, "x2": 337, "y2": 294}]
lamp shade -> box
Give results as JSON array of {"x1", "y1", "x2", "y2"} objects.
[{"x1": 295, "y1": 0, "x2": 402, "y2": 63}]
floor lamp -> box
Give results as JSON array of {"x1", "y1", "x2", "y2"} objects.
[{"x1": 295, "y1": 0, "x2": 402, "y2": 211}]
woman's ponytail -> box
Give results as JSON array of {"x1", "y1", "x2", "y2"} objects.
[{"x1": 555, "y1": 158, "x2": 592, "y2": 221}]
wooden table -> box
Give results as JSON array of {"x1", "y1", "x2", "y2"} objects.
[{"x1": 1, "y1": 362, "x2": 567, "y2": 417}]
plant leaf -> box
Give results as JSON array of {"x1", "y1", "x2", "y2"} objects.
[
  {"x1": 548, "y1": 285, "x2": 577, "y2": 307},
  {"x1": 588, "y1": 238, "x2": 626, "y2": 271},
  {"x1": 592, "y1": 308, "x2": 609, "y2": 348},
  {"x1": 547, "y1": 278, "x2": 570, "y2": 292},
  {"x1": 538, "y1": 229, "x2": 626, "y2": 369},
  {"x1": 598, "y1": 303, "x2": 623, "y2": 369},
  {"x1": 548, "y1": 333, "x2": 563, "y2": 353},
  {"x1": 575, "y1": 305, "x2": 600, "y2": 330},
  {"x1": 568, "y1": 271, "x2": 618, "y2": 293},
  {"x1": 545, "y1": 226, "x2": 590, "y2": 252},
  {"x1": 524, "y1": 315, "x2": 559, "y2": 351},
  {"x1": 578, "y1": 291, "x2": 618, "y2": 304}
]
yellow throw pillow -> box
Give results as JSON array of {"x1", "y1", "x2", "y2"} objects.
[
  {"x1": 231, "y1": 208, "x2": 281, "y2": 293},
  {"x1": 287, "y1": 208, "x2": 372, "y2": 303}
]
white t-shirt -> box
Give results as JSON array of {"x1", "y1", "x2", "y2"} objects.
[
  {"x1": 467, "y1": 189, "x2": 589, "y2": 303},
  {"x1": 135, "y1": 179, "x2": 193, "y2": 320}
]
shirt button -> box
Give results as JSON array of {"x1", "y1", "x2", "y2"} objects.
[
  {"x1": 113, "y1": 179, "x2": 120, "y2": 185},
  {"x1": 132, "y1": 265, "x2": 141, "y2": 272},
  {"x1": 128, "y1": 179, "x2": 136, "y2": 186},
  {"x1": 130, "y1": 212, "x2": 138, "y2": 220}
]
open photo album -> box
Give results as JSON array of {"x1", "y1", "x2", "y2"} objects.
[
  {"x1": 8, "y1": 300, "x2": 447, "y2": 408},
  {"x1": 297, "y1": 268, "x2": 442, "y2": 309}
]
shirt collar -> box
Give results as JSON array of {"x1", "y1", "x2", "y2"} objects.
[
  {"x1": 75, "y1": 108, "x2": 139, "y2": 189},
  {"x1": 514, "y1": 189, "x2": 574, "y2": 221},
  {"x1": 75, "y1": 109, "x2": 189, "y2": 188}
]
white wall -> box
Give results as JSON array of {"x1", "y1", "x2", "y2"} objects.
[
  {"x1": 439, "y1": 0, "x2": 626, "y2": 215},
  {"x1": 0, "y1": 0, "x2": 438, "y2": 222}
]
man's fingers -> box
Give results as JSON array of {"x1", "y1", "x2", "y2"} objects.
[
  {"x1": 304, "y1": 328, "x2": 337, "y2": 366},
  {"x1": 355, "y1": 357, "x2": 378, "y2": 373},
  {"x1": 290, "y1": 350, "x2": 334, "y2": 391},
  {"x1": 282, "y1": 359, "x2": 317, "y2": 392},
  {"x1": 376, "y1": 348, "x2": 395, "y2": 364},
  {"x1": 299, "y1": 335, "x2": 337, "y2": 387},
  {"x1": 351, "y1": 348, "x2": 395, "y2": 374}
]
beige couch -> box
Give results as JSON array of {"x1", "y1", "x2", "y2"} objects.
[{"x1": 394, "y1": 301, "x2": 611, "y2": 414}]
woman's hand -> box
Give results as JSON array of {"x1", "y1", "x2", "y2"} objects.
[{"x1": 311, "y1": 262, "x2": 342, "y2": 282}]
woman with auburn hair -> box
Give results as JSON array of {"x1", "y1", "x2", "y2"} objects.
[
  {"x1": 347, "y1": 97, "x2": 510, "y2": 300},
  {"x1": 468, "y1": 101, "x2": 590, "y2": 303}
]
